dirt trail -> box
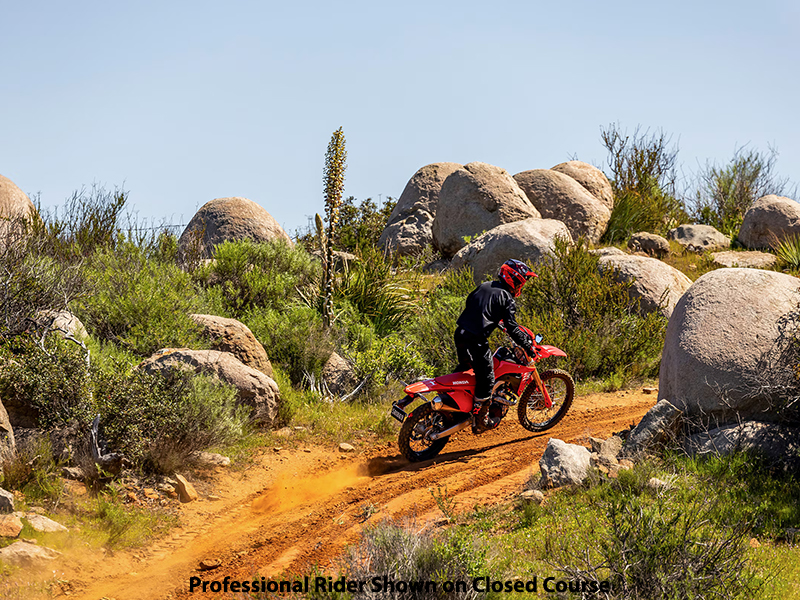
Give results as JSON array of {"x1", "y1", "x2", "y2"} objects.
[{"x1": 57, "y1": 390, "x2": 655, "y2": 600}]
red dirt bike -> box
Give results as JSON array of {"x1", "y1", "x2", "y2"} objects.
[{"x1": 391, "y1": 326, "x2": 574, "y2": 462}]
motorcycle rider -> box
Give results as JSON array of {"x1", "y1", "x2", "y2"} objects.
[{"x1": 454, "y1": 259, "x2": 537, "y2": 432}]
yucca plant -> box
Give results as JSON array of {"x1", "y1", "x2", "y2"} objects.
[
  {"x1": 321, "y1": 127, "x2": 347, "y2": 329},
  {"x1": 774, "y1": 234, "x2": 800, "y2": 272}
]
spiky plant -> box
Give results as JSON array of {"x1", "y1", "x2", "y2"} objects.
[{"x1": 322, "y1": 127, "x2": 347, "y2": 328}]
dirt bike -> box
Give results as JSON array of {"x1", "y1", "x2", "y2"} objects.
[{"x1": 390, "y1": 325, "x2": 574, "y2": 462}]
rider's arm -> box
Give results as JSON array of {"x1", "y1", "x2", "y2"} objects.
[{"x1": 503, "y1": 297, "x2": 533, "y2": 351}]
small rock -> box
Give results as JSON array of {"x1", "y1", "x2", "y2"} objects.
[
  {"x1": 273, "y1": 447, "x2": 282, "y2": 452},
  {"x1": 0, "y1": 541, "x2": 61, "y2": 567},
  {"x1": 599, "y1": 436, "x2": 623, "y2": 462},
  {"x1": 588, "y1": 437, "x2": 605, "y2": 454},
  {"x1": 143, "y1": 488, "x2": 160, "y2": 500},
  {"x1": 539, "y1": 438, "x2": 592, "y2": 488},
  {"x1": 61, "y1": 466, "x2": 85, "y2": 480},
  {"x1": 199, "y1": 558, "x2": 222, "y2": 571},
  {"x1": 0, "y1": 514, "x2": 23, "y2": 538},
  {"x1": 519, "y1": 489, "x2": 545, "y2": 504},
  {"x1": 27, "y1": 506, "x2": 46, "y2": 515},
  {"x1": 642, "y1": 387, "x2": 657, "y2": 394},
  {"x1": 174, "y1": 474, "x2": 199, "y2": 503},
  {"x1": 21, "y1": 514, "x2": 68, "y2": 533},
  {"x1": 190, "y1": 451, "x2": 231, "y2": 468},
  {"x1": 338, "y1": 443, "x2": 356, "y2": 453},
  {"x1": 302, "y1": 448, "x2": 312, "y2": 453},
  {"x1": 274, "y1": 427, "x2": 293, "y2": 438},
  {"x1": 0, "y1": 487, "x2": 14, "y2": 513},
  {"x1": 646, "y1": 477, "x2": 670, "y2": 491},
  {"x1": 207, "y1": 494, "x2": 222, "y2": 501},
  {"x1": 618, "y1": 459, "x2": 634, "y2": 469},
  {"x1": 749, "y1": 538, "x2": 761, "y2": 549},
  {"x1": 293, "y1": 426, "x2": 306, "y2": 431}
]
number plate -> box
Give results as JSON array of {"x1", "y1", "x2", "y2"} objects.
[{"x1": 390, "y1": 405, "x2": 407, "y2": 423}]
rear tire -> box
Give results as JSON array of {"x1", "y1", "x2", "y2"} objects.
[
  {"x1": 517, "y1": 369, "x2": 574, "y2": 432},
  {"x1": 398, "y1": 403, "x2": 454, "y2": 462}
]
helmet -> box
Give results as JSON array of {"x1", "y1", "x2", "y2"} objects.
[{"x1": 498, "y1": 259, "x2": 537, "y2": 297}]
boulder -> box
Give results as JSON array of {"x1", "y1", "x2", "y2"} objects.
[
  {"x1": 591, "y1": 247, "x2": 626, "y2": 257},
  {"x1": 514, "y1": 169, "x2": 611, "y2": 244},
  {"x1": 738, "y1": 195, "x2": 800, "y2": 249},
  {"x1": 659, "y1": 268, "x2": 800, "y2": 424},
  {"x1": 32, "y1": 310, "x2": 89, "y2": 340},
  {"x1": 189, "y1": 451, "x2": 231, "y2": 468},
  {"x1": 710, "y1": 250, "x2": 778, "y2": 269},
  {"x1": 18, "y1": 513, "x2": 68, "y2": 533},
  {"x1": 0, "y1": 541, "x2": 61, "y2": 568},
  {"x1": 551, "y1": 160, "x2": 614, "y2": 211},
  {"x1": 177, "y1": 197, "x2": 292, "y2": 260},
  {"x1": 597, "y1": 253, "x2": 693, "y2": 318},
  {"x1": 624, "y1": 400, "x2": 683, "y2": 456},
  {"x1": 0, "y1": 514, "x2": 23, "y2": 538},
  {"x1": 190, "y1": 314, "x2": 273, "y2": 378},
  {"x1": 0, "y1": 487, "x2": 13, "y2": 513},
  {"x1": 627, "y1": 232, "x2": 670, "y2": 258},
  {"x1": 0, "y1": 398, "x2": 15, "y2": 464},
  {"x1": 449, "y1": 218, "x2": 572, "y2": 283},
  {"x1": 139, "y1": 349, "x2": 281, "y2": 427},
  {"x1": 539, "y1": 438, "x2": 591, "y2": 488},
  {"x1": 379, "y1": 162, "x2": 462, "y2": 256},
  {"x1": 322, "y1": 352, "x2": 358, "y2": 397},
  {"x1": 685, "y1": 421, "x2": 800, "y2": 461},
  {"x1": 667, "y1": 224, "x2": 730, "y2": 252},
  {"x1": 432, "y1": 162, "x2": 540, "y2": 258}
]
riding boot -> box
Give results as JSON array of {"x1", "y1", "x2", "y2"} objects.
[{"x1": 472, "y1": 397, "x2": 491, "y2": 433}]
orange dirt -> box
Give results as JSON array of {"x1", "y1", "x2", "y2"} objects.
[{"x1": 43, "y1": 390, "x2": 656, "y2": 600}]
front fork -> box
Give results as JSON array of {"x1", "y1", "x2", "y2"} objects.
[{"x1": 525, "y1": 366, "x2": 553, "y2": 408}]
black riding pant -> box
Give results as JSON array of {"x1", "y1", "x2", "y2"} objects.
[{"x1": 454, "y1": 327, "x2": 494, "y2": 399}]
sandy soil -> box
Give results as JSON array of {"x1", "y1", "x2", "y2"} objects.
[{"x1": 43, "y1": 389, "x2": 656, "y2": 600}]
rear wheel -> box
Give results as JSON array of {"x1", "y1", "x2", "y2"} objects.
[
  {"x1": 517, "y1": 369, "x2": 574, "y2": 432},
  {"x1": 398, "y1": 403, "x2": 454, "y2": 462}
]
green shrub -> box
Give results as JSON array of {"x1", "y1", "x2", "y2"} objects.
[
  {"x1": 93, "y1": 488, "x2": 177, "y2": 548},
  {"x1": 194, "y1": 239, "x2": 319, "y2": 317},
  {"x1": 516, "y1": 237, "x2": 667, "y2": 381},
  {"x1": 405, "y1": 268, "x2": 476, "y2": 375},
  {"x1": 774, "y1": 234, "x2": 800, "y2": 272},
  {"x1": 0, "y1": 433, "x2": 63, "y2": 503},
  {"x1": 352, "y1": 334, "x2": 430, "y2": 396},
  {"x1": 93, "y1": 365, "x2": 249, "y2": 474},
  {"x1": 601, "y1": 123, "x2": 688, "y2": 242},
  {"x1": 244, "y1": 304, "x2": 333, "y2": 386},
  {"x1": 692, "y1": 146, "x2": 795, "y2": 238},
  {"x1": 77, "y1": 242, "x2": 209, "y2": 356},
  {"x1": 0, "y1": 335, "x2": 92, "y2": 429}
]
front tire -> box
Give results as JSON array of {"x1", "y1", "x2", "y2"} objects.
[
  {"x1": 517, "y1": 369, "x2": 574, "y2": 432},
  {"x1": 398, "y1": 403, "x2": 453, "y2": 462}
]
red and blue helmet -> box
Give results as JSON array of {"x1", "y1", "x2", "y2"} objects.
[{"x1": 498, "y1": 259, "x2": 537, "y2": 297}]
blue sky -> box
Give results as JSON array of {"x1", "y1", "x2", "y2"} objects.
[{"x1": 2, "y1": 1, "x2": 798, "y2": 237}]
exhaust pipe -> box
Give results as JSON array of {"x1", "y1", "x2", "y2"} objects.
[{"x1": 428, "y1": 418, "x2": 471, "y2": 441}]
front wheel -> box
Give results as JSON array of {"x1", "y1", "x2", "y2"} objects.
[
  {"x1": 517, "y1": 369, "x2": 574, "y2": 432},
  {"x1": 398, "y1": 403, "x2": 453, "y2": 462}
]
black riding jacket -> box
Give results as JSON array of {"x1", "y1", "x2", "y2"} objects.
[{"x1": 456, "y1": 280, "x2": 533, "y2": 351}]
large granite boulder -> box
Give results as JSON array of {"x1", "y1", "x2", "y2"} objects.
[
  {"x1": 659, "y1": 268, "x2": 800, "y2": 425},
  {"x1": 738, "y1": 195, "x2": 800, "y2": 249},
  {"x1": 33, "y1": 310, "x2": 89, "y2": 341},
  {"x1": 685, "y1": 421, "x2": 800, "y2": 461},
  {"x1": 450, "y1": 218, "x2": 572, "y2": 283},
  {"x1": 178, "y1": 197, "x2": 292, "y2": 260},
  {"x1": 513, "y1": 169, "x2": 611, "y2": 244},
  {"x1": 379, "y1": 162, "x2": 462, "y2": 256},
  {"x1": 551, "y1": 160, "x2": 614, "y2": 211},
  {"x1": 432, "y1": 163, "x2": 540, "y2": 258},
  {"x1": 189, "y1": 314, "x2": 273, "y2": 378},
  {"x1": 710, "y1": 250, "x2": 778, "y2": 269},
  {"x1": 139, "y1": 349, "x2": 281, "y2": 427},
  {"x1": 598, "y1": 254, "x2": 692, "y2": 318},
  {"x1": 667, "y1": 224, "x2": 730, "y2": 252},
  {"x1": 0, "y1": 174, "x2": 37, "y2": 248}
]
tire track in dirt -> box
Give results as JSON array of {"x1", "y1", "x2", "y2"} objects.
[{"x1": 67, "y1": 392, "x2": 654, "y2": 600}]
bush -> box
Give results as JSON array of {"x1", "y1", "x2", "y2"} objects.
[
  {"x1": 0, "y1": 334, "x2": 92, "y2": 430},
  {"x1": 601, "y1": 123, "x2": 688, "y2": 243},
  {"x1": 77, "y1": 242, "x2": 210, "y2": 356},
  {"x1": 351, "y1": 334, "x2": 430, "y2": 396},
  {"x1": 93, "y1": 365, "x2": 249, "y2": 473},
  {"x1": 194, "y1": 239, "x2": 319, "y2": 317},
  {"x1": 0, "y1": 433, "x2": 63, "y2": 503},
  {"x1": 244, "y1": 304, "x2": 333, "y2": 386},
  {"x1": 692, "y1": 146, "x2": 796, "y2": 238},
  {"x1": 516, "y1": 237, "x2": 666, "y2": 381}
]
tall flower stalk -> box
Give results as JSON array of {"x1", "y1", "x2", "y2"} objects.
[{"x1": 322, "y1": 127, "x2": 347, "y2": 328}]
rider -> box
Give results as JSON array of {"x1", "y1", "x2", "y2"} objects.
[{"x1": 454, "y1": 259, "x2": 537, "y2": 431}]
